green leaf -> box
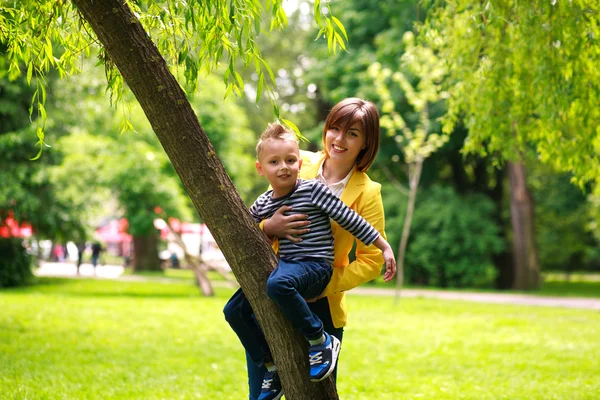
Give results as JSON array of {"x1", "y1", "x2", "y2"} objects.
[
  {"x1": 29, "y1": 128, "x2": 46, "y2": 161},
  {"x1": 327, "y1": 21, "x2": 334, "y2": 53},
  {"x1": 334, "y1": 32, "x2": 346, "y2": 51},
  {"x1": 44, "y1": 36, "x2": 53, "y2": 60},
  {"x1": 256, "y1": 73, "x2": 264, "y2": 103},
  {"x1": 261, "y1": 58, "x2": 275, "y2": 84},
  {"x1": 26, "y1": 62, "x2": 33, "y2": 84},
  {"x1": 331, "y1": 16, "x2": 348, "y2": 42},
  {"x1": 233, "y1": 70, "x2": 244, "y2": 91},
  {"x1": 281, "y1": 118, "x2": 306, "y2": 141},
  {"x1": 314, "y1": 28, "x2": 325, "y2": 42},
  {"x1": 314, "y1": 0, "x2": 322, "y2": 26}
]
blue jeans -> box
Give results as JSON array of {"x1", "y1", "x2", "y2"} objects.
[
  {"x1": 266, "y1": 258, "x2": 332, "y2": 340},
  {"x1": 224, "y1": 293, "x2": 343, "y2": 400}
]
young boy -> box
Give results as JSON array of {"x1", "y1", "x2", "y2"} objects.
[{"x1": 241, "y1": 123, "x2": 396, "y2": 400}]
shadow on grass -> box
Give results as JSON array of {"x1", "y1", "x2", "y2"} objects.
[
  {"x1": 1, "y1": 276, "x2": 234, "y2": 300},
  {"x1": 0, "y1": 276, "x2": 74, "y2": 291},
  {"x1": 538, "y1": 281, "x2": 600, "y2": 298}
]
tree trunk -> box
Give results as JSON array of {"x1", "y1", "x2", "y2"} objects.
[
  {"x1": 395, "y1": 159, "x2": 423, "y2": 302},
  {"x1": 166, "y1": 221, "x2": 216, "y2": 296},
  {"x1": 507, "y1": 161, "x2": 540, "y2": 290},
  {"x1": 192, "y1": 261, "x2": 215, "y2": 296},
  {"x1": 487, "y1": 166, "x2": 513, "y2": 289},
  {"x1": 132, "y1": 233, "x2": 161, "y2": 272},
  {"x1": 71, "y1": 0, "x2": 338, "y2": 398}
]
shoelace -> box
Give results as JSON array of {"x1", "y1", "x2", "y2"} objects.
[
  {"x1": 261, "y1": 378, "x2": 273, "y2": 389},
  {"x1": 309, "y1": 351, "x2": 323, "y2": 365}
]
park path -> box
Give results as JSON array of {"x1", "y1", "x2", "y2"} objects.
[{"x1": 35, "y1": 262, "x2": 600, "y2": 311}]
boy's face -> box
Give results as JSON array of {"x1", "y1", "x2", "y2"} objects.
[{"x1": 256, "y1": 138, "x2": 302, "y2": 195}]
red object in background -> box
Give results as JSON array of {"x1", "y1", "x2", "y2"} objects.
[
  {"x1": 117, "y1": 218, "x2": 129, "y2": 233},
  {"x1": 95, "y1": 219, "x2": 132, "y2": 243},
  {"x1": 0, "y1": 212, "x2": 33, "y2": 239},
  {"x1": 168, "y1": 217, "x2": 181, "y2": 233}
]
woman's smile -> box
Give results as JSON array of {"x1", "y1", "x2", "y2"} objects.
[{"x1": 331, "y1": 144, "x2": 346, "y2": 153}]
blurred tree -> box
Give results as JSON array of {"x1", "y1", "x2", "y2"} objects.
[
  {"x1": 52, "y1": 67, "x2": 256, "y2": 279},
  {"x1": 420, "y1": 1, "x2": 600, "y2": 289},
  {"x1": 0, "y1": 45, "x2": 35, "y2": 134},
  {"x1": 367, "y1": 32, "x2": 449, "y2": 297},
  {"x1": 237, "y1": 3, "x2": 323, "y2": 146},
  {"x1": 423, "y1": 0, "x2": 600, "y2": 184},
  {"x1": 529, "y1": 164, "x2": 600, "y2": 275},
  {"x1": 403, "y1": 185, "x2": 503, "y2": 288},
  {"x1": 306, "y1": 0, "x2": 421, "y2": 102},
  {"x1": 0, "y1": 51, "x2": 87, "y2": 254},
  {"x1": 302, "y1": 0, "x2": 515, "y2": 290}
]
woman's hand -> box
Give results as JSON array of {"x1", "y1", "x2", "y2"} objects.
[{"x1": 263, "y1": 206, "x2": 310, "y2": 243}]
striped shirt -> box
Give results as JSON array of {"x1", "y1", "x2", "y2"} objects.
[{"x1": 250, "y1": 179, "x2": 380, "y2": 263}]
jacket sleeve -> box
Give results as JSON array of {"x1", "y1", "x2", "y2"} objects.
[
  {"x1": 321, "y1": 182, "x2": 385, "y2": 296},
  {"x1": 258, "y1": 220, "x2": 279, "y2": 253}
]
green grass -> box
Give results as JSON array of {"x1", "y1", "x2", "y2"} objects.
[
  {"x1": 122, "y1": 267, "x2": 230, "y2": 282},
  {"x1": 364, "y1": 275, "x2": 600, "y2": 298},
  {"x1": 1, "y1": 278, "x2": 599, "y2": 399},
  {"x1": 130, "y1": 267, "x2": 600, "y2": 298}
]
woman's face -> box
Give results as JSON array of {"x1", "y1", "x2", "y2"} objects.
[{"x1": 324, "y1": 122, "x2": 366, "y2": 166}]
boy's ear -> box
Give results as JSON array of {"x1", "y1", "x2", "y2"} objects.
[
  {"x1": 255, "y1": 161, "x2": 264, "y2": 176},
  {"x1": 298, "y1": 158, "x2": 303, "y2": 170}
]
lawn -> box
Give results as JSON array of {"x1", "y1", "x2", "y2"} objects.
[
  {"x1": 1, "y1": 277, "x2": 599, "y2": 399},
  {"x1": 364, "y1": 273, "x2": 600, "y2": 299},
  {"x1": 134, "y1": 267, "x2": 600, "y2": 298}
]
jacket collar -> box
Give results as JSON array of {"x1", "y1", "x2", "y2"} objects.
[{"x1": 300, "y1": 151, "x2": 366, "y2": 207}]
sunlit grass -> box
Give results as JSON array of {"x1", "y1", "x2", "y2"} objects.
[
  {"x1": 122, "y1": 267, "x2": 230, "y2": 282},
  {"x1": 1, "y1": 278, "x2": 599, "y2": 399},
  {"x1": 364, "y1": 274, "x2": 600, "y2": 298}
]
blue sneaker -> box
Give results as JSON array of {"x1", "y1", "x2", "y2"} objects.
[
  {"x1": 308, "y1": 332, "x2": 341, "y2": 382},
  {"x1": 258, "y1": 370, "x2": 283, "y2": 400}
]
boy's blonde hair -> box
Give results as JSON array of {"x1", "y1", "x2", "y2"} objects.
[{"x1": 256, "y1": 123, "x2": 298, "y2": 158}]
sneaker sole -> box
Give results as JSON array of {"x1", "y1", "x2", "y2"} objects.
[
  {"x1": 259, "y1": 390, "x2": 284, "y2": 400},
  {"x1": 310, "y1": 335, "x2": 341, "y2": 382}
]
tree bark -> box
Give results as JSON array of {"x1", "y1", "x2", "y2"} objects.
[
  {"x1": 132, "y1": 233, "x2": 161, "y2": 272},
  {"x1": 507, "y1": 161, "x2": 540, "y2": 290},
  {"x1": 395, "y1": 158, "x2": 423, "y2": 301},
  {"x1": 487, "y1": 166, "x2": 513, "y2": 290},
  {"x1": 71, "y1": 0, "x2": 338, "y2": 398}
]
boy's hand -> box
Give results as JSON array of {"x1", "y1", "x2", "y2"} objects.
[
  {"x1": 382, "y1": 248, "x2": 396, "y2": 282},
  {"x1": 304, "y1": 293, "x2": 326, "y2": 303},
  {"x1": 263, "y1": 206, "x2": 310, "y2": 243},
  {"x1": 373, "y1": 235, "x2": 397, "y2": 282}
]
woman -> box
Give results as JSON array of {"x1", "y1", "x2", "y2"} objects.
[{"x1": 223, "y1": 98, "x2": 395, "y2": 399}]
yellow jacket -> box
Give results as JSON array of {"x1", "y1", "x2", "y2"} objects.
[{"x1": 298, "y1": 150, "x2": 386, "y2": 328}]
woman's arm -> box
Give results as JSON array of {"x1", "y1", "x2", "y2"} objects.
[{"x1": 321, "y1": 182, "x2": 387, "y2": 296}]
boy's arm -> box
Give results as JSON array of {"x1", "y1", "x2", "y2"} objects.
[
  {"x1": 321, "y1": 183, "x2": 387, "y2": 296},
  {"x1": 311, "y1": 181, "x2": 380, "y2": 246},
  {"x1": 372, "y1": 235, "x2": 396, "y2": 282}
]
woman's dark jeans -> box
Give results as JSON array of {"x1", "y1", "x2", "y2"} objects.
[{"x1": 224, "y1": 291, "x2": 343, "y2": 400}]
